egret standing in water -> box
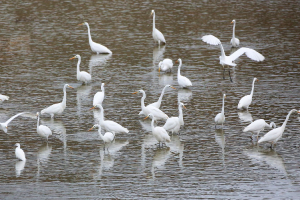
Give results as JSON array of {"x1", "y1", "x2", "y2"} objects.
[
  {"x1": 243, "y1": 119, "x2": 276, "y2": 140},
  {"x1": 230, "y1": 19, "x2": 240, "y2": 47},
  {"x1": 15, "y1": 143, "x2": 26, "y2": 161},
  {"x1": 78, "y1": 22, "x2": 112, "y2": 54},
  {"x1": 258, "y1": 109, "x2": 299, "y2": 148},
  {"x1": 176, "y1": 59, "x2": 192, "y2": 88},
  {"x1": 201, "y1": 35, "x2": 264, "y2": 81},
  {"x1": 163, "y1": 102, "x2": 186, "y2": 134},
  {"x1": 36, "y1": 112, "x2": 52, "y2": 141},
  {"x1": 91, "y1": 83, "x2": 105, "y2": 109},
  {"x1": 69, "y1": 55, "x2": 91, "y2": 84},
  {"x1": 89, "y1": 124, "x2": 115, "y2": 151},
  {"x1": 214, "y1": 94, "x2": 226, "y2": 128},
  {"x1": 145, "y1": 114, "x2": 170, "y2": 147},
  {"x1": 41, "y1": 84, "x2": 74, "y2": 118},
  {"x1": 0, "y1": 112, "x2": 27, "y2": 133},
  {"x1": 151, "y1": 10, "x2": 166, "y2": 46},
  {"x1": 158, "y1": 59, "x2": 173, "y2": 72},
  {"x1": 238, "y1": 78, "x2": 258, "y2": 110}
]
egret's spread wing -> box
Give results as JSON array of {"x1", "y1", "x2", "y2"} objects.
[
  {"x1": 229, "y1": 47, "x2": 265, "y2": 62},
  {"x1": 201, "y1": 35, "x2": 221, "y2": 46},
  {"x1": 5, "y1": 112, "x2": 27, "y2": 126}
]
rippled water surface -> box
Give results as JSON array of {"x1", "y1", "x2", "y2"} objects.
[{"x1": 1, "y1": 0, "x2": 300, "y2": 199}]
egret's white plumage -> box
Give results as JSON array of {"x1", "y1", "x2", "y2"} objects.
[
  {"x1": 158, "y1": 59, "x2": 173, "y2": 72},
  {"x1": 79, "y1": 22, "x2": 112, "y2": 54},
  {"x1": 36, "y1": 112, "x2": 52, "y2": 141},
  {"x1": 15, "y1": 143, "x2": 26, "y2": 161},
  {"x1": 214, "y1": 94, "x2": 226, "y2": 128},
  {"x1": 139, "y1": 85, "x2": 176, "y2": 115},
  {"x1": 238, "y1": 78, "x2": 258, "y2": 110},
  {"x1": 70, "y1": 54, "x2": 91, "y2": 84},
  {"x1": 91, "y1": 104, "x2": 129, "y2": 133},
  {"x1": 230, "y1": 19, "x2": 240, "y2": 47},
  {"x1": 258, "y1": 109, "x2": 298, "y2": 147},
  {"x1": 0, "y1": 94, "x2": 9, "y2": 102},
  {"x1": 177, "y1": 58, "x2": 192, "y2": 88},
  {"x1": 163, "y1": 102, "x2": 186, "y2": 134},
  {"x1": 91, "y1": 83, "x2": 105, "y2": 109},
  {"x1": 41, "y1": 84, "x2": 74, "y2": 118},
  {"x1": 145, "y1": 114, "x2": 170, "y2": 147},
  {"x1": 201, "y1": 35, "x2": 264, "y2": 67},
  {"x1": 151, "y1": 10, "x2": 166, "y2": 46},
  {"x1": 133, "y1": 90, "x2": 168, "y2": 121},
  {"x1": 0, "y1": 112, "x2": 27, "y2": 133},
  {"x1": 89, "y1": 124, "x2": 115, "y2": 145},
  {"x1": 243, "y1": 119, "x2": 276, "y2": 140}
]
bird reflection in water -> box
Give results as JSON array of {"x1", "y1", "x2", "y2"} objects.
[
  {"x1": 244, "y1": 146, "x2": 288, "y2": 177},
  {"x1": 76, "y1": 84, "x2": 92, "y2": 118},
  {"x1": 214, "y1": 129, "x2": 226, "y2": 168},
  {"x1": 158, "y1": 73, "x2": 173, "y2": 86},
  {"x1": 238, "y1": 110, "x2": 253, "y2": 123},
  {"x1": 177, "y1": 88, "x2": 192, "y2": 103},
  {"x1": 153, "y1": 45, "x2": 166, "y2": 66},
  {"x1": 151, "y1": 147, "x2": 171, "y2": 179},
  {"x1": 93, "y1": 140, "x2": 129, "y2": 180},
  {"x1": 89, "y1": 54, "x2": 112, "y2": 74},
  {"x1": 36, "y1": 143, "x2": 52, "y2": 180},
  {"x1": 15, "y1": 160, "x2": 26, "y2": 177}
]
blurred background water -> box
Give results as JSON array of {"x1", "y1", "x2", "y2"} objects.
[{"x1": 0, "y1": 0, "x2": 300, "y2": 199}]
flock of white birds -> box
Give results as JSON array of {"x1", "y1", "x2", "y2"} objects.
[{"x1": 1, "y1": 10, "x2": 299, "y2": 162}]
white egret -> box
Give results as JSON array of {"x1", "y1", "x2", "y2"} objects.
[
  {"x1": 15, "y1": 143, "x2": 26, "y2": 161},
  {"x1": 163, "y1": 102, "x2": 186, "y2": 134},
  {"x1": 238, "y1": 77, "x2": 258, "y2": 110},
  {"x1": 201, "y1": 35, "x2": 264, "y2": 81},
  {"x1": 89, "y1": 124, "x2": 115, "y2": 149},
  {"x1": 0, "y1": 94, "x2": 9, "y2": 102},
  {"x1": 258, "y1": 109, "x2": 299, "y2": 148},
  {"x1": 91, "y1": 83, "x2": 105, "y2": 109},
  {"x1": 158, "y1": 59, "x2": 173, "y2": 72},
  {"x1": 90, "y1": 104, "x2": 129, "y2": 133},
  {"x1": 41, "y1": 84, "x2": 74, "y2": 118},
  {"x1": 139, "y1": 85, "x2": 176, "y2": 115},
  {"x1": 145, "y1": 114, "x2": 170, "y2": 147},
  {"x1": 243, "y1": 119, "x2": 276, "y2": 140},
  {"x1": 70, "y1": 54, "x2": 92, "y2": 84},
  {"x1": 36, "y1": 112, "x2": 52, "y2": 141},
  {"x1": 176, "y1": 59, "x2": 192, "y2": 88},
  {"x1": 133, "y1": 90, "x2": 168, "y2": 121},
  {"x1": 230, "y1": 19, "x2": 240, "y2": 47},
  {"x1": 0, "y1": 112, "x2": 27, "y2": 133},
  {"x1": 151, "y1": 10, "x2": 166, "y2": 46},
  {"x1": 214, "y1": 94, "x2": 226, "y2": 128},
  {"x1": 79, "y1": 22, "x2": 112, "y2": 54}
]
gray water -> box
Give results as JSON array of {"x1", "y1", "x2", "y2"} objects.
[{"x1": 1, "y1": 0, "x2": 300, "y2": 199}]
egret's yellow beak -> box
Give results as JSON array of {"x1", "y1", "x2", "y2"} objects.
[
  {"x1": 183, "y1": 105, "x2": 187, "y2": 109},
  {"x1": 256, "y1": 79, "x2": 259, "y2": 82},
  {"x1": 144, "y1": 116, "x2": 149, "y2": 120},
  {"x1": 171, "y1": 86, "x2": 176, "y2": 89},
  {"x1": 69, "y1": 57, "x2": 75, "y2": 60},
  {"x1": 68, "y1": 85, "x2": 74, "y2": 89},
  {"x1": 158, "y1": 67, "x2": 161, "y2": 73},
  {"x1": 132, "y1": 91, "x2": 138, "y2": 94},
  {"x1": 175, "y1": 60, "x2": 178, "y2": 63},
  {"x1": 88, "y1": 127, "x2": 94, "y2": 131},
  {"x1": 78, "y1": 23, "x2": 84, "y2": 26},
  {"x1": 89, "y1": 106, "x2": 95, "y2": 110},
  {"x1": 231, "y1": 21, "x2": 233, "y2": 24},
  {"x1": 298, "y1": 111, "x2": 300, "y2": 114}
]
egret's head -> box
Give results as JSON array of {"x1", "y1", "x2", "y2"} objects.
[
  {"x1": 176, "y1": 58, "x2": 182, "y2": 63},
  {"x1": 179, "y1": 102, "x2": 186, "y2": 109},
  {"x1": 224, "y1": 94, "x2": 226, "y2": 98},
  {"x1": 144, "y1": 113, "x2": 153, "y2": 120},
  {"x1": 166, "y1": 85, "x2": 176, "y2": 90},
  {"x1": 66, "y1": 84, "x2": 74, "y2": 89},
  {"x1": 69, "y1": 54, "x2": 80, "y2": 60},
  {"x1": 132, "y1": 90, "x2": 144, "y2": 94},
  {"x1": 88, "y1": 124, "x2": 99, "y2": 131},
  {"x1": 15, "y1": 143, "x2": 20, "y2": 148},
  {"x1": 231, "y1": 19, "x2": 236, "y2": 24},
  {"x1": 254, "y1": 77, "x2": 258, "y2": 82},
  {"x1": 151, "y1": 10, "x2": 154, "y2": 16},
  {"x1": 78, "y1": 22, "x2": 88, "y2": 26}
]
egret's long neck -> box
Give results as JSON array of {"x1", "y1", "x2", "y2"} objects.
[
  {"x1": 177, "y1": 60, "x2": 182, "y2": 77},
  {"x1": 62, "y1": 85, "x2": 67, "y2": 107},
  {"x1": 99, "y1": 105, "x2": 105, "y2": 124},
  {"x1": 232, "y1": 22, "x2": 236, "y2": 38},
  {"x1": 219, "y1": 43, "x2": 226, "y2": 59},
  {"x1": 157, "y1": 86, "x2": 167, "y2": 107},
  {"x1": 221, "y1": 96, "x2": 225, "y2": 114},
  {"x1": 101, "y1": 85, "x2": 105, "y2": 94},
  {"x1": 141, "y1": 92, "x2": 146, "y2": 109},
  {"x1": 86, "y1": 24, "x2": 93, "y2": 44},
  {"x1": 37, "y1": 115, "x2": 40, "y2": 130},
  {"x1": 151, "y1": 117, "x2": 155, "y2": 132},
  {"x1": 152, "y1": 13, "x2": 155, "y2": 31},
  {"x1": 250, "y1": 79, "x2": 256, "y2": 97},
  {"x1": 178, "y1": 105, "x2": 184, "y2": 125},
  {"x1": 77, "y1": 57, "x2": 81, "y2": 74},
  {"x1": 282, "y1": 110, "x2": 294, "y2": 129},
  {"x1": 98, "y1": 126, "x2": 104, "y2": 139}
]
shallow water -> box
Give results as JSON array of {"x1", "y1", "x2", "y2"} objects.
[{"x1": 1, "y1": 0, "x2": 300, "y2": 199}]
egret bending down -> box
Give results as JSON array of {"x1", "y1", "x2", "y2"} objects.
[
  {"x1": 0, "y1": 112, "x2": 27, "y2": 133},
  {"x1": 0, "y1": 94, "x2": 9, "y2": 102},
  {"x1": 230, "y1": 19, "x2": 240, "y2": 47},
  {"x1": 15, "y1": 143, "x2": 26, "y2": 161},
  {"x1": 258, "y1": 109, "x2": 299, "y2": 148},
  {"x1": 70, "y1": 54, "x2": 91, "y2": 84},
  {"x1": 214, "y1": 94, "x2": 226, "y2": 128},
  {"x1": 238, "y1": 78, "x2": 258, "y2": 110},
  {"x1": 145, "y1": 114, "x2": 170, "y2": 147},
  {"x1": 243, "y1": 119, "x2": 276, "y2": 140},
  {"x1": 79, "y1": 22, "x2": 112, "y2": 54},
  {"x1": 158, "y1": 59, "x2": 173, "y2": 72},
  {"x1": 151, "y1": 10, "x2": 166, "y2": 46},
  {"x1": 36, "y1": 112, "x2": 52, "y2": 141},
  {"x1": 163, "y1": 102, "x2": 186, "y2": 134},
  {"x1": 89, "y1": 124, "x2": 115, "y2": 150},
  {"x1": 41, "y1": 84, "x2": 74, "y2": 118}
]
